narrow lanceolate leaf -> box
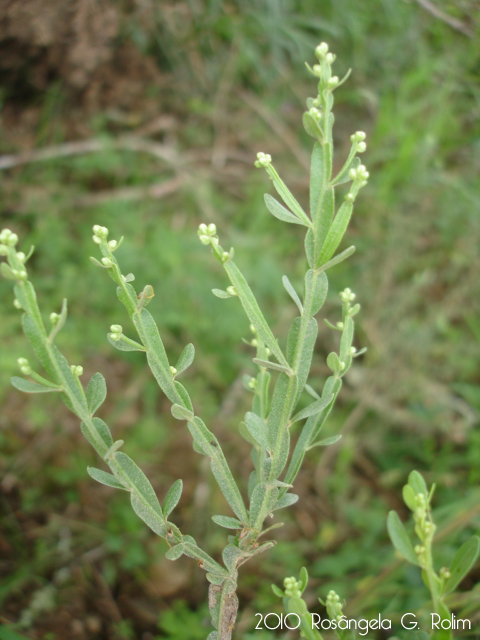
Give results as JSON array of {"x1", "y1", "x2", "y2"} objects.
[
  {"x1": 310, "y1": 143, "x2": 325, "y2": 220},
  {"x1": 175, "y1": 343, "x2": 195, "y2": 375},
  {"x1": 115, "y1": 452, "x2": 165, "y2": 536},
  {"x1": 49, "y1": 343, "x2": 89, "y2": 416},
  {"x1": 187, "y1": 417, "x2": 248, "y2": 523},
  {"x1": 264, "y1": 194, "x2": 309, "y2": 227},
  {"x1": 282, "y1": 275, "x2": 303, "y2": 313},
  {"x1": 212, "y1": 515, "x2": 243, "y2": 529},
  {"x1": 314, "y1": 187, "x2": 335, "y2": 262},
  {"x1": 304, "y1": 270, "x2": 328, "y2": 317},
  {"x1": 222, "y1": 544, "x2": 244, "y2": 573},
  {"x1": 291, "y1": 394, "x2": 334, "y2": 424},
  {"x1": 244, "y1": 412, "x2": 270, "y2": 451},
  {"x1": 316, "y1": 199, "x2": 353, "y2": 266},
  {"x1": 273, "y1": 493, "x2": 298, "y2": 511},
  {"x1": 11, "y1": 377, "x2": 62, "y2": 393},
  {"x1": 223, "y1": 260, "x2": 288, "y2": 368},
  {"x1": 80, "y1": 417, "x2": 113, "y2": 456},
  {"x1": 387, "y1": 511, "x2": 420, "y2": 566},
  {"x1": 286, "y1": 316, "x2": 318, "y2": 400},
  {"x1": 132, "y1": 308, "x2": 182, "y2": 406},
  {"x1": 249, "y1": 483, "x2": 278, "y2": 530},
  {"x1": 252, "y1": 358, "x2": 292, "y2": 375},
  {"x1": 87, "y1": 467, "x2": 127, "y2": 490},
  {"x1": 444, "y1": 536, "x2": 480, "y2": 594},
  {"x1": 339, "y1": 316, "x2": 354, "y2": 361},
  {"x1": 269, "y1": 169, "x2": 311, "y2": 227},
  {"x1": 86, "y1": 372, "x2": 107, "y2": 415},
  {"x1": 317, "y1": 245, "x2": 355, "y2": 273},
  {"x1": 163, "y1": 479, "x2": 183, "y2": 518},
  {"x1": 307, "y1": 434, "x2": 342, "y2": 449}
]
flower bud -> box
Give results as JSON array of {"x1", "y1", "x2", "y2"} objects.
[
  {"x1": 345, "y1": 193, "x2": 354, "y2": 204},
  {"x1": 16, "y1": 252, "x2": 26, "y2": 262},
  {"x1": 198, "y1": 235, "x2": 211, "y2": 245},
  {"x1": 315, "y1": 42, "x2": 329, "y2": 58},
  {"x1": 226, "y1": 286, "x2": 237, "y2": 296},
  {"x1": 207, "y1": 223, "x2": 216, "y2": 235},
  {"x1": 50, "y1": 312, "x2": 60, "y2": 324},
  {"x1": 13, "y1": 298, "x2": 22, "y2": 309},
  {"x1": 198, "y1": 223, "x2": 208, "y2": 234},
  {"x1": 0, "y1": 245, "x2": 9, "y2": 256},
  {"x1": 170, "y1": 366, "x2": 177, "y2": 376},
  {"x1": 251, "y1": 339, "x2": 258, "y2": 347},
  {"x1": 357, "y1": 141, "x2": 367, "y2": 153},
  {"x1": 108, "y1": 240, "x2": 118, "y2": 250},
  {"x1": 71, "y1": 365, "x2": 83, "y2": 376},
  {"x1": 327, "y1": 76, "x2": 339, "y2": 89},
  {"x1": 110, "y1": 324, "x2": 122, "y2": 334},
  {"x1": 325, "y1": 52, "x2": 335, "y2": 64},
  {"x1": 254, "y1": 152, "x2": 272, "y2": 168},
  {"x1": 101, "y1": 257, "x2": 113, "y2": 267}
]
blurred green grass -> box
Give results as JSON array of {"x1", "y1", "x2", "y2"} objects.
[{"x1": 1, "y1": 0, "x2": 479, "y2": 637}]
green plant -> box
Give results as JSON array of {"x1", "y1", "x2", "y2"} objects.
[
  {"x1": 0, "y1": 43, "x2": 369, "y2": 638},
  {"x1": 272, "y1": 471, "x2": 479, "y2": 640}
]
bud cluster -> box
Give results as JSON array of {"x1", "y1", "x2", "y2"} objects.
[
  {"x1": 197, "y1": 223, "x2": 218, "y2": 246},
  {"x1": 325, "y1": 590, "x2": 343, "y2": 620},
  {"x1": 0, "y1": 228, "x2": 19, "y2": 249},
  {"x1": 254, "y1": 152, "x2": 272, "y2": 169},
  {"x1": 283, "y1": 576, "x2": 302, "y2": 598},
  {"x1": 17, "y1": 357, "x2": 31, "y2": 375},
  {"x1": 109, "y1": 324, "x2": 123, "y2": 341}
]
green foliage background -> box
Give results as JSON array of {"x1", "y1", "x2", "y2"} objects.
[{"x1": 0, "y1": 1, "x2": 479, "y2": 638}]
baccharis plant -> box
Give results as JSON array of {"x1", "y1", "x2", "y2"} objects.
[{"x1": 1, "y1": 43, "x2": 370, "y2": 639}]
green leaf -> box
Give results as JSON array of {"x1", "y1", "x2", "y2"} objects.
[
  {"x1": 298, "y1": 566, "x2": 308, "y2": 594},
  {"x1": 0, "y1": 262, "x2": 16, "y2": 280},
  {"x1": 310, "y1": 143, "x2": 324, "y2": 220},
  {"x1": 86, "y1": 372, "x2": 107, "y2": 415},
  {"x1": 317, "y1": 199, "x2": 353, "y2": 266},
  {"x1": 165, "y1": 544, "x2": 184, "y2": 560},
  {"x1": 264, "y1": 194, "x2": 309, "y2": 227},
  {"x1": 291, "y1": 394, "x2": 334, "y2": 423},
  {"x1": 212, "y1": 288, "x2": 233, "y2": 299},
  {"x1": 171, "y1": 403, "x2": 194, "y2": 421},
  {"x1": 387, "y1": 511, "x2": 420, "y2": 566},
  {"x1": 163, "y1": 479, "x2": 183, "y2": 517},
  {"x1": 80, "y1": 417, "x2": 113, "y2": 456},
  {"x1": 174, "y1": 381, "x2": 193, "y2": 412},
  {"x1": 408, "y1": 470, "x2": 428, "y2": 498},
  {"x1": 244, "y1": 412, "x2": 270, "y2": 451},
  {"x1": 0, "y1": 627, "x2": 34, "y2": 640},
  {"x1": 402, "y1": 484, "x2": 417, "y2": 511},
  {"x1": 286, "y1": 316, "x2": 318, "y2": 400},
  {"x1": 187, "y1": 417, "x2": 248, "y2": 523},
  {"x1": 444, "y1": 536, "x2": 480, "y2": 594},
  {"x1": 282, "y1": 275, "x2": 303, "y2": 313},
  {"x1": 115, "y1": 452, "x2": 163, "y2": 520},
  {"x1": 107, "y1": 334, "x2": 146, "y2": 351},
  {"x1": 317, "y1": 245, "x2": 355, "y2": 273},
  {"x1": 271, "y1": 584, "x2": 285, "y2": 598},
  {"x1": 326, "y1": 352, "x2": 342, "y2": 375},
  {"x1": 223, "y1": 260, "x2": 288, "y2": 368},
  {"x1": 133, "y1": 308, "x2": 181, "y2": 405},
  {"x1": 87, "y1": 466, "x2": 127, "y2": 490},
  {"x1": 212, "y1": 515, "x2": 244, "y2": 529},
  {"x1": 249, "y1": 483, "x2": 269, "y2": 529},
  {"x1": 252, "y1": 358, "x2": 291, "y2": 374},
  {"x1": 305, "y1": 270, "x2": 328, "y2": 316},
  {"x1": 305, "y1": 229, "x2": 314, "y2": 268},
  {"x1": 302, "y1": 111, "x2": 323, "y2": 140},
  {"x1": 314, "y1": 187, "x2": 335, "y2": 262},
  {"x1": 11, "y1": 376, "x2": 62, "y2": 393},
  {"x1": 269, "y1": 168, "x2": 311, "y2": 227},
  {"x1": 175, "y1": 343, "x2": 195, "y2": 375},
  {"x1": 307, "y1": 434, "x2": 342, "y2": 449},
  {"x1": 222, "y1": 544, "x2": 244, "y2": 573},
  {"x1": 273, "y1": 493, "x2": 298, "y2": 510}
]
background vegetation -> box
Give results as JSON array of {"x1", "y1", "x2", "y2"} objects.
[{"x1": 0, "y1": 1, "x2": 479, "y2": 638}]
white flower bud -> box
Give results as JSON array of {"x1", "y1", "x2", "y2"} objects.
[
  {"x1": 13, "y1": 298, "x2": 22, "y2": 309},
  {"x1": 199, "y1": 235, "x2": 211, "y2": 245},
  {"x1": 0, "y1": 245, "x2": 9, "y2": 256},
  {"x1": 16, "y1": 252, "x2": 26, "y2": 262},
  {"x1": 110, "y1": 333, "x2": 120, "y2": 341},
  {"x1": 327, "y1": 76, "x2": 339, "y2": 89},
  {"x1": 207, "y1": 223, "x2": 217, "y2": 235},
  {"x1": 92, "y1": 236, "x2": 102, "y2": 244},
  {"x1": 198, "y1": 223, "x2": 208, "y2": 234},
  {"x1": 170, "y1": 366, "x2": 177, "y2": 376},
  {"x1": 226, "y1": 286, "x2": 237, "y2": 296},
  {"x1": 8, "y1": 233, "x2": 19, "y2": 247},
  {"x1": 108, "y1": 240, "x2": 118, "y2": 250},
  {"x1": 336, "y1": 321, "x2": 344, "y2": 329},
  {"x1": 357, "y1": 141, "x2": 367, "y2": 153},
  {"x1": 50, "y1": 312, "x2": 60, "y2": 324},
  {"x1": 101, "y1": 257, "x2": 113, "y2": 267},
  {"x1": 251, "y1": 339, "x2": 258, "y2": 347},
  {"x1": 326, "y1": 52, "x2": 335, "y2": 64},
  {"x1": 20, "y1": 365, "x2": 32, "y2": 375},
  {"x1": 349, "y1": 347, "x2": 357, "y2": 355},
  {"x1": 221, "y1": 251, "x2": 229, "y2": 263},
  {"x1": 315, "y1": 42, "x2": 329, "y2": 58},
  {"x1": 309, "y1": 107, "x2": 322, "y2": 119},
  {"x1": 92, "y1": 225, "x2": 109, "y2": 238},
  {"x1": 354, "y1": 131, "x2": 366, "y2": 142},
  {"x1": 71, "y1": 365, "x2": 83, "y2": 376},
  {"x1": 348, "y1": 168, "x2": 357, "y2": 181},
  {"x1": 248, "y1": 378, "x2": 257, "y2": 390},
  {"x1": 345, "y1": 193, "x2": 354, "y2": 204},
  {"x1": 17, "y1": 358, "x2": 29, "y2": 367},
  {"x1": 312, "y1": 64, "x2": 322, "y2": 77},
  {"x1": 254, "y1": 152, "x2": 272, "y2": 168},
  {"x1": 249, "y1": 324, "x2": 256, "y2": 333}
]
